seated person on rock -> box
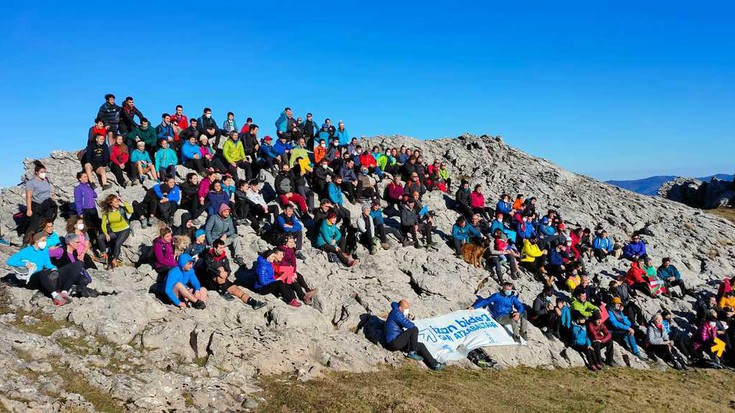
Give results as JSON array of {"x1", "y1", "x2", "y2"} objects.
[
  {"x1": 153, "y1": 226, "x2": 178, "y2": 278},
  {"x1": 278, "y1": 235, "x2": 318, "y2": 305},
  {"x1": 472, "y1": 282, "x2": 528, "y2": 342},
  {"x1": 154, "y1": 138, "x2": 178, "y2": 181},
  {"x1": 201, "y1": 239, "x2": 265, "y2": 309},
  {"x1": 530, "y1": 285, "x2": 560, "y2": 337},
  {"x1": 204, "y1": 203, "x2": 245, "y2": 266},
  {"x1": 646, "y1": 312, "x2": 686, "y2": 369},
  {"x1": 369, "y1": 200, "x2": 404, "y2": 247},
  {"x1": 571, "y1": 310, "x2": 602, "y2": 371},
  {"x1": 607, "y1": 297, "x2": 646, "y2": 361},
  {"x1": 451, "y1": 215, "x2": 483, "y2": 256},
  {"x1": 592, "y1": 230, "x2": 614, "y2": 261},
  {"x1": 658, "y1": 257, "x2": 687, "y2": 297},
  {"x1": 274, "y1": 204, "x2": 305, "y2": 259},
  {"x1": 622, "y1": 234, "x2": 647, "y2": 261},
  {"x1": 316, "y1": 212, "x2": 357, "y2": 267},
  {"x1": 384, "y1": 299, "x2": 445, "y2": 371},
  {"x1": 587, "y1": 310, "x2": 614, "y2": 368},
  {"x1": 488, "y1": 229, "x2": 521, "y2": 282},
  {"x1": 570, "y1": 287, "x2": 599, "y2": 318},
  {"x1": 164, "y1": 254, "x2": 208, "y2": 309},
  {"x1": 254, "y1": 248, "x2": 304, "y2": 308}
]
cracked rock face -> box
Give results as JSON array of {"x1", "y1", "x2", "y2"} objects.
[{"x1": 0, "y1": 134, "x2": 734, "y2": 410}]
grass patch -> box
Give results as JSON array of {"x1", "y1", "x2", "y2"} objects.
[
  {"x1": 710, "y1": 207, "x2": 735, "y2": 224},
  {"x1": 52, "y1": 361, "x2": 124, "y2": 413},
  {"x1": 256, "y1": 364, "x2": 735, "y2": 413}
]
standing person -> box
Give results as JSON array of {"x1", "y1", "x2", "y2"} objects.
[
  {"x1": 24, "y1": 162, "x2": 56, "y2": 243},
  {"x1": 109, "y1": 135, "x2": 130, "y2": 187},
  {"x1": 73, "y1": 172, "x2": 99, "y2": 246},
  {"x1": 384, "y1": 299, "x2": 445, "y2": 371},
  {"x1": 96, "y1": 93, "x2": 121, "y2": 134},
  {"x1": 98, "y1": 194, "x2": 132, "y2": 269},
  {"x1": 84, "y1": 133, "x2": 111, "y2": 189},
  {"x1": 119, "y1": 96, "x2": 145, "y2": 136}
]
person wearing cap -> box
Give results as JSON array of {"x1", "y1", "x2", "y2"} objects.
[
  {"x1": 472, "y1": 282, "x2": 528, "y2": 342},
  {"x1": 258, "y1": 135, "x2": 280, "y2": 172},
  {"x1": 275, "y1": 163, "x2": 308, "y2": 214},
  {"x1": 130, "y1": 140, "x2": 158, "y2": 184},
  {"x1": 316, "y1": 212, "x2": 357, "y2": 267},
  {"x1": 163, "y1": 254, "x2": 207, "y2": 309},
  {"x1": 222, "y1": 131, "x2": 252, "y2": 181},
  {"x1": 570, "y1": 288, "x2": 599, "y2": 318},
  {"x1": 607, "y1": 296, "x2": 646, "y2": 360},
  {"x1": 531, "y1": 285, "x2": 560, "y2": 336},
  {"x1": 658, "y1": 257, "x2": 687, "y2": 298},
  {"x1": 587, "y1": 310, "x2": 614, "y2": 367},
  {"x1": 184, "y1": 229, "x2": 208, "y2": 262},
  {"x1": 202, "y1": 239, "x2": 266, "y2": 309},
  {"x1": 204, "y1": 202, "x2": 245, "y2": 265},
  {"x1": 273, "y1": 133, "x2": 293, "y2": 165}
]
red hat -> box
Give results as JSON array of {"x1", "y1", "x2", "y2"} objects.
[{"x1": 264, "y1": 136, "x2": 273, "y2": 142}]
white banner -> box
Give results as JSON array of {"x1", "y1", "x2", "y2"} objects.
[{"x1": 415, "y1": 309, "x2": 518, "y2": 363}]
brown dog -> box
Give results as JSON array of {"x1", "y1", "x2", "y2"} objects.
[{"x1": 461, "y1": 239, "x2": 489, "y2": 268}]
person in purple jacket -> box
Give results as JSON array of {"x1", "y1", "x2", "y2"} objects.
[
  {"x1": 73, "y1": 172, "x2": 100, "y2": 244},
  {"x1": 153, "y1": 227, "x2": 177, "y2": 277}
]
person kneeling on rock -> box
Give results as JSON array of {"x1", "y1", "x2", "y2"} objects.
[
  {"x1": 201, "y1": 239, "x2": 266, "y2": 310},
  {"x1": 164, "y1": 254, "x2": 208, "y2": 309},
  {"x1": 384, "y1": 299, "x2": 445, "y2": 371}
]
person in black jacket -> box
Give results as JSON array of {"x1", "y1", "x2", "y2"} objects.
[
  {"x1": 197, "y1": 107, "x2": 223, "y2": 146},
  {"x1": 84, "y1": 134, "x2": 111, "y2": 189},
  {"x1": 455, "y1": 179, "x2": 472, "y2": 218},
  {"x1": 180, "y1": 172, "x2": 206, "y2": 220},
  {"x1": 200, "y1": 240, "x2": 265, "y2": 308},
  {"x1": 302, "y1": 113, "x2": 317, "y2": 149},
  {"x1": 96, "y1": 94, "x2": 121, "y2": 135},
  {"x1": 400, "y1": 198, "x2": 432, "y2": 249},
  {"x1": 242, "y1": 124, "x2": 260, "y2": 159},
  {"x1": 118, "y1": 96, "x2": 144, "y2": 136}
]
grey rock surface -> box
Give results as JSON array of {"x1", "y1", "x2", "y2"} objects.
[{"x1": 0, "y1": 134, "x2": 734, "y2": 411}]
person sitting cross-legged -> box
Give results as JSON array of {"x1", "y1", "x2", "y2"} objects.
[{"x1": 384, "y1": 299, "x2": 445, "y2": 371}]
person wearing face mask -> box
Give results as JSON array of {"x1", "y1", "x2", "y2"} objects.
[
  {"x1": 7, "y1": 232, "x2": 84, "y2": 306},
  {"x1": 357, "y1": 166, "x2": 377, "y2": 200},
  {"x1": 325, "y1": 137, "x2": 341, "y2": 163},
  {"x1": 454, "y1": 179, "x2": 472, "y2": 218},
  {"x1": 647, "y1": 313, "x2": 686, "y2": 369},
  {"x1": 24, "y1": 161, "x2": 57, "y2": 244},
  {"x1": 530, "y1": 285, "x2": 560, "y2": 337},
  {"x1": 314, "y1": 139, "x2": 327, "y2": 165},
  {"x1": 65, "y1": 215, "x2": 96, "y2": 269},
  {"x1": 197, "y1": 107, "x2": 221, "y2": 144},
  {"x1": 472, "y1": 282, "x2": 528, "y2": 342},
  {"x1": 384, "y1": 299, "x2": 445, "y2": 371},
  {"x1": 311, "y1": 158, "x2": 331, "y2": 199}
]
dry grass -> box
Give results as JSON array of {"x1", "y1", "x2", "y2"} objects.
[
  {"x1": 710, "y1": 207, "x2": 735, "y2": 224},
  {"x1": 257, "y1": 364, "x2": 735, "y2": 413}
]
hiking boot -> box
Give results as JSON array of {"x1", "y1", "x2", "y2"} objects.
[
  {"x1": 60, "y1": 291, "x2": 73, "y2": 303},
  {"x1": 406, "y1": 351, "x2": 424, "y2": 361},
  {"x1": 146, "y1": 217, "x2": 153, "y2": 227},
  {"x1": 52, "y1": 295, "x2": 68, "y2": 306},
  {"x1": 414, "y1": 242, "x2": 422, "y2": 249},
  {"x1": 303, "y1": 289, "x2": 318, "y2": 305},
  {"x1": 432, "y1": 362, "x2": 446, "y2": 371},
  {"x1": 476, "y1": 359, "x2": 496, "y2": 369},
  {"x1": 250, "y1": 300, "x2": 267, "y2": 310},
  {"x1": 80, "y1": 287, "x2": 100, "y2": 298},
  {"x1": 369, "y1": 247, "x2": 377, "y2": 255},
  {"x1": 234, "y1": 256, "x2": 246, "y2": 266},
  {"x1": 288, "y1": 299, "x2": 302, "y2": 308},
  {"x1": 221, "y1": 291, "x2": 236, "y2": 301},
  {"x1": 402, "y1": 239, "x2": 412, "y2": 247},
  {"x1": 102, "y1": 183, "x2": 112, "y2": 190},
  {"x1": 193, "y1": 300, "x2": 207, "y2": 310},
  {"x1": 636, "y1": 352, "x2": 649, "y2": 362},
  {"x1": 511, "y1": 271, "x2": 521, "y2": 280},
  {"x1": 381, "y1": 242, "x2": 390, "y2": 250},
  {"x1": 130, "y1": 178, "x2": 139, "y2": 186},
  {"x1": 295, "y1": 251, "x2": 306, "y2": 260}
]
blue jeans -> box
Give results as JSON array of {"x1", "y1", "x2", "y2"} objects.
[{"x1": 612, "y1": 330, "x2": 639, "y2": 354}]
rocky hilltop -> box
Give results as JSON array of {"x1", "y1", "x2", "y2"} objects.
[
  {"x1": 658, "y1": 176, "x2": 735, "y2": 209},
  {"x1": 1, "y1": 134, "x2": 734, "y2": 412}
]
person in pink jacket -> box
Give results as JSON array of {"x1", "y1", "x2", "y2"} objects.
[
  {"x1": 153, "y1": 227, "x2": 177, "y2": 276},
  {"x1": 470, "y1": 184, "x2": 491, "y2": 221}
]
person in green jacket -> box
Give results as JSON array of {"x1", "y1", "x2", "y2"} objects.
[
  {"x1": 288, "y1": 137, "x2": 310, "y2": 168},
  {"x1": 316, "y1": 212, "x2": 357, "y2": 267},
  {"x1": 222, "y1": 131, "x2": 251, "y2": 181},
  {"x1": 570, "y1": 288, "x2": 599, "y2": 318},
  {"x1": 127, "y1": 118, "x2": 158, "y2": 158}
]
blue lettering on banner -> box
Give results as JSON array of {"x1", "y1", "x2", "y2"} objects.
[{"x1": 431, "y1": 325, "x2": 458, "y2": 335}]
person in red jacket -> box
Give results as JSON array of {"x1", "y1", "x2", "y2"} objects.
[
  {"x1": 587, "y1": 310, "x2": 614, "y2": 368},
  {"x1": 109, "y1": 135, "x2": 130, "y2": 187},
  {"x1": 359, "y1": 150, "x2": 377, "y2": 172},
  {"x1": 171, "y1": 105, "x2": 188, "y2": 142},
  {"x1": 88, "y1": 118, "x2": 108, "y2": 144},
  {"x1": 626, "y1": 260, "x2": 651, "y2": 297},
  {"x1": 470, "y1": 184, "x2": 491, "y2": 221}
]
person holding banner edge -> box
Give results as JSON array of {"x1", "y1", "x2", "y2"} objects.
[
  {"x1": 385, "y1": 300, "x2": 446, "y2": 371},
  {"x1": 471, "y1": 282, "x2": 529, "y2": 342}
]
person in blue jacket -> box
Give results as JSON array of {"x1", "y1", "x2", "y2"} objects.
[
  {"x1": 259, "y1": 136, "x2": 280, "y2": 171},
  {"x1": 273, "y1": 135, "x2": 293, "y2": 165},
  {"x1": 327, "y1": 175, "x2": 352, "y2": 224},
  {"x1": 451, "y1": 216, "x2": 483, "y2": 256},
  {"x1": 164, "y1": 254, "x2": 207, "y2": 309},
  {"x1": 384, "y1": 299, "x2": 444, "y2": 371},
  {"x1": 155, "y1": 139, "x2": 179, "y2": 181},
  {"x1": 181, "y1": 135, "x2": 208, "y2": 174},
  {"x1": 472, "y1": 282, "x2": 528, "y2": 341},
  {"x1": 592, "y1": 230, "x2": 615, "y2": 261},
  {"x1": 254, "y1": 249, "x2": 302, "y2": 307},
  {"x1": 622, "y1": 234, "x2": 648, "y2": 261},
  {"x1": 570, "y1": 311, "x2": 603, "y2": 370},
  {"x1": 335, "y1": 121, "x2": 350, "y2": 146},
  {"x1": 274, "y1": 204, "x2": 305, "y2": 255},
  {"x1": 607, "y1": 297, "x2": 646, "y2": 360},
  {"x1": 658, "y1": 257, "x2": 688, "y2": 297},
  {"x1": 516, "y1": 214, "x2": 537, "y2": 241}
]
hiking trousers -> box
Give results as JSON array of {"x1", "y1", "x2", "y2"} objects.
[{"x1": 387, "y1": 327, "x2": 439, "y2": 369}]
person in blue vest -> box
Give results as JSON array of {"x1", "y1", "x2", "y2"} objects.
[
  {"x1": 472, "y1": 282, "x2": 528, "y2": 342},
  {"x1": 164, "y1": 254, "x2": 207, "y2": 309},
  {"x1": 384, "y1": 299, "x2": 445, "y2": 371}
]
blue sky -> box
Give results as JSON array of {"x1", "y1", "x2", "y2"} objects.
[{"x1": 0, "y1": 1, "x2": 733, "y2": 187}]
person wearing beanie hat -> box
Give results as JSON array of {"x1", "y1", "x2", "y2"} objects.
[
  {"x1": 608, "y1": 295, "x2": 646, "y2": 361},
  {"x1": 204, "y1": 198, "x2": 245, "y2": 265},
  {"x1": 587, "y1": 310, "x2": 614, "y2": 368},
  {"x1": 184, "y1": 228, "x2": 209, "y2": 262}
]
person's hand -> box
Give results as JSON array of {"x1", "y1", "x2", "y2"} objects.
[
  {"x1": 194, "y1": 154, "x2": 200, "y2": 159},
  {"x1": 105, "y1": 234, "x2": 111, "y2": 242},
  {"x1": 230, "y1": 162, "x2": 237, "y2": 167},
  {"x1": 286, "y1": 192, "x2": 292, "y2": 197},
  {"x1": 588, "y1": 346, "x2": 594, "y2": 350},
  {"x1": 179, "y1": 302, "x2": 187, "y2": 309},
  {"x1": 25, "y1": 262, "x2": 34, "y2": 269},
  {"x1": 26, "y1": 209, "x2": 32, "y2": 217},
  {"x1": 628, "y1": 328, "x2": 635, "y2": 335},
  {"x1": 511, "y1": 312, "x2": 520, "y2": 321},
  {"x1": 220, "y1": 234, "x2": 227, "y2": 241},
  {"x1": 160, "y1": 198, "x2": 168, "y2": 203},
  {"x1": 561, "y1": 265, "x2": 565, "y2": 271},
  {"x1": 542, "y1": 250, "x2": 548, "y2": 255},
  {"x1": 105, "y1": 125, "x2": 110, "y2": 130}
]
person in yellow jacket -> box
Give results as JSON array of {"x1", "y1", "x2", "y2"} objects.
[
  {"x1": 570, "y1": 288, "x2": 600, "y2": 318},
  {"x1": 289, "y1": 137, "x2": 310, "y2": 168},
  {"x1": 222, "y1": 131, "x2": 252, "y2": 181},
  {"x1": 520, "y1": 236, "x2": 548, "y2": 281},
  {"x1": 98, "y1": 194, "x2": 133, "y2": 269}
]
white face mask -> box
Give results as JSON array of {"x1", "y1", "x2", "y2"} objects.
[
  {"x1": 322, "y1": 164, "x2": 328, "y2": 169},
  {"x1": 205, "y1": 114, "x2": 211, "y2": 118},
  {"x1": 402, "y1": 308, "x2": 410, "y2": 316},
  {"x1": 710, "y1": 321, "x2": 717, "y2": 327},
  {"x1": 38, "y1": 172, "x2": 47, "y2": 180},
  {"x1": 37, "y1": 241, "x2": 47, "y2": 250},
  {"x1": 76, "y1": 223, "x2": 85, "y2": 231}
]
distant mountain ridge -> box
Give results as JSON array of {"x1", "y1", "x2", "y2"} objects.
[{"x1": 607, "y1": 174, "x2": 733, "y2": 196}]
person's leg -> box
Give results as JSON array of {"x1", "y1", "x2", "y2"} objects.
[
  {"x1": 592, "y1": 342, "x2": 603, "y2": 366},
  {"x1": 452, "y1": 238, "x2": 463, "y2": 255},
  {"x1": 193, "y1": 287, "x2": 208, "y2": 303},
  {"x1": 111, "y1": 229, "x2": 130, "y2": 261},
  {"x1": 294, "y1": 231, "x2": 303, "y2": 251},
  {"x1": 603, "y1": 340, "x2": 614, "y2": 364},
  {"x1": 173, "y1": 282, "x2": 198, "y2": 303},
  {"x1": 387, "y1": 329, "x2": 413, "y2": 352},
  {"x1": 29, "y1": 269, "x2": 57, "y2": 295},
  {"x1": 95, "y1": 166, "x2": 108, "y2": 186},
  {"x1": 57, "y1": 261, "x2": 86, "y2": 292},
  {"x1": 289, "y1": 280, "x2": 305, "y2": 301},
  {"x1": 110, "y1": 163, "x2": 125, "y2": 185}
]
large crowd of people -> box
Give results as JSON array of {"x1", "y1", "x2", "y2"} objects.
[{"x1": 4, "y1": 93, "x2": 733, "y2": 372}]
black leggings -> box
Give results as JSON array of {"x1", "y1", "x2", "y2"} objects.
[
  {"x1": 110, "y1": 162, "x2": 128, "y2": 185},
  {"x1": 98, "y1": 228, "x2": 131, "y2": 261},
  {"x1": 573, "y1": 344, "x2": 602, "y2": 367},
  {"x1": 387, "y1": 327, "x2": 439, "y2": 369},
  {"x1": 257, "y1": 280, "x2": 300, "y2": 303},
  {"x1": 25, "y1": 199, "x2": 57, "y2": 239},
  {"x1": 27, "y1": 261, "x2": 88, "y2": 295}
]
